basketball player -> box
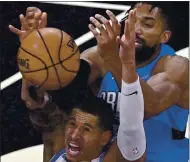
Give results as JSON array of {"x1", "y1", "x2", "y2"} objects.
[
  {"x1": 10, "y1": 2, "x2": 189, "y2": 162},
  {"x1": 89, "y1": 3, "x2": 189, "y2": 162},
  {"x1": 50, "y1": 86, "x2": 145, "y2": 162}
]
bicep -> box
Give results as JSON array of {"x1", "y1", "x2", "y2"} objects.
[
  {"x1": 143, "y1": 56, "x2": 189, "y2": 118},
  {"x1": 143, "y1": 72, "x2": 181, "y2": 118}
]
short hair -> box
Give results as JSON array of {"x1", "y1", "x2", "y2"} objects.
[
  {"x1": 69, "y1": 96, "x2": 114, "y2": 133},
  {"x1": 122, "y1": 2, "x2": 177, "y2": 33}
]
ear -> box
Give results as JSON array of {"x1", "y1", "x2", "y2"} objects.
[
  {"x1": 101, "y1": 131, "x2": 112, "y2": 146},
  {"x1": 160, "y1": 30, "x2": 171, "y2": 44}
]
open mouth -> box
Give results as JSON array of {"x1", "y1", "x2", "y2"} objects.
[
  {"x1": 67, "y1": 142, "x2": 81, "y2": 157},
  {"x1": 135, "y1": 39, "x2": 143, "y2": 47},
  {"x1": 135, "y1": 42, "x2": 140, "y2": 46}
]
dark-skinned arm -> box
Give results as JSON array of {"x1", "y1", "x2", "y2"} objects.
[{"x1": 140, "y1": 55, "x2": 189, "y2": 119}]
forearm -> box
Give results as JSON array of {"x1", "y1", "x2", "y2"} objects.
[
  {"x1": 43, "y1": 133, "x2": 54, "y2": 162},
  {"x1": 29, "y1": 102, "x2": 67, "y2": 162},
  {"x1": 29, "y1": 102, "x2": 67, "y2": 133},
  {"x1": 118, "y1": 73, "x2": 146, "y2": 161},
  {"x1": 139, "y1": 76, "x2": 181, "y2": 119}
]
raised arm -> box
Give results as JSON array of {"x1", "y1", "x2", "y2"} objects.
[{"x1": 105, "y1": 10, "x2": 146, "y2": 162}]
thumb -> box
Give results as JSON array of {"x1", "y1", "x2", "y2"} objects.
[{"x1": 9, "y1": 25, "x2": 21, "y2": 36}]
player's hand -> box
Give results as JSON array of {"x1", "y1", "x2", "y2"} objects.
[
  {"x1": 9, "y1": 7, "x2": 47, "y2": 42},
  {"x1": 116, "y1": 9, "x2": 136, "y2": 65},
  {"x1": 89, "y1": 10, "x2": 121, "y2": 61},
  {"x1": 21, "y1": 78, "x2": 48, "y2": 110}
]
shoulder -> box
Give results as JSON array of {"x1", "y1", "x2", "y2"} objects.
[
  {"x1": 154, "y1": 55, "x2": 189, "y2": 84},
  {"x1": 80, "y1": 46, "x2": 106, "y2": 77},
  {"x1": 80, "y1": 46, "x2": 104, "y2": 66},
  {"x1": 50, "y1": 149, "x2": 66, "y2": 162}
]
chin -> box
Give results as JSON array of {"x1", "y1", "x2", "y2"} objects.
[
  {"x1": 66, "y1": 154, "x2": 78, "y2": 162},
  {"x1": 135, "y1": 46, "x2": 143, "y2": 52}
]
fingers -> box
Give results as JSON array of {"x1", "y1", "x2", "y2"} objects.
[
  {"x1": 21, "y1": 79, "x2": 44, "y2": 110},
  {"x1": 39, "y1": 12, "x2": 47, "y2": 28},
  {"x1": 124, "y1": 19, "x2": 130, "y2": 38},
  {"x1": 25, "y1": 7, "x2": 47, "y2": 30},
  {"x1": 9, "y1": 25, "x2": 21, "y2": 36},
  {"x1": 89, "y1": 11, "x2": 121, "y2": 43},
  {"x1": 20, "y1": 14, "x2": 30, "y2": 31},
  {"x1": 26, "y1": 7, "x2": 40, "y2": 13},
  {"x1": 124, "y1": 9, "x2": 136, "y2": 41},
  {"x1": 26, "y1": 11, "x2": 41, "y2": 29},
  {"x1": 88, "y1": 23, "x2": 101, "y2": 41},
  {"x1": 26, "y1": 11, "x2": 34, "y2": 19},
  {"x1": 106, "y1": 10, "x2": 121, "y2": 35},
  {"x1": 90, "y1": 16, "x2": 108, "y2": 38},
  {"x1": 32, "y1": 12, "x2": 42, "y2": 29},
  {"x1": 128, "y1": 9, "x2": 136, "y2": 39},
  {"x1": 94, "y1": 14, "x2": 114, "y2": 37}
]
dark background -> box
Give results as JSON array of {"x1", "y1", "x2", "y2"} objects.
[{"x1": 0, "y1": 1, "x2": 189, "y2": 155}]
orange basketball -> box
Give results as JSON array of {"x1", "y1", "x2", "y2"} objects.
[{"x1": 17, "y1": 28, "x2": 80, "y2": 90}]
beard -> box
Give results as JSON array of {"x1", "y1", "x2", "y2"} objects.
[{"x1": 135, "y1": 37, "x2": 157, "y2": 64}]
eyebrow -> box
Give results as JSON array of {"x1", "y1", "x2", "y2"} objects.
[
  {"x1": 143, "y1": 16, "x2": 156, "y2": 21},
  {"x1": 69, "y1": 116, "x2": 94, "y2": 129},
  {"x1": 84, "y1": 123, "x2": 94, "y2": 129}
]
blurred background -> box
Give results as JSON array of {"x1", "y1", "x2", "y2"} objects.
[{"x1": 0, "y1": 1, "x2": 189, "y2": 156}]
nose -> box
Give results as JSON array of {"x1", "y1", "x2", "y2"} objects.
[
  {"x1": 135, "y1": 21, "x2": 142, "y2": 35},
  {"x1": 71, "y1": 127, "x2": 82, "y2": 140}
]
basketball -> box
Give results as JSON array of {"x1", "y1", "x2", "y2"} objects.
[{"x1": 17, "y1": 28, "x2": 81, "y2": 90}]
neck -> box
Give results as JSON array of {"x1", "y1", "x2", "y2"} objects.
[{"x1": 136, "y1": 44, "x2": 161, "y2": 68}]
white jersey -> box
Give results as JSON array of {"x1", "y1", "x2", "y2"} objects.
[{"x1": 50, "y1": 149, "x2": 104, "y2": 162}]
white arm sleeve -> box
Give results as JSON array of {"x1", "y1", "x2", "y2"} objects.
[{"x1": 117, "y1": 76, "x2": 146, "y2": 161}]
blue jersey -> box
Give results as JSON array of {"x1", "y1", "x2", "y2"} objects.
[{"x1": 97, "y1": 44, "x2": 189, "y2": 162}]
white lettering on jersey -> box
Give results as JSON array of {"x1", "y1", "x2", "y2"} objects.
[{"x1": 99, "y1": 91, "x2": 121, "y2": 114}]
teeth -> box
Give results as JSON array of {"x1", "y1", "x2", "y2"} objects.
[
  {"x1": 69, "y1": 148, "x2": 79, "y2": 156},
  {"x1": 70, "y1": 143, "x2": 79, "y2": 148}
]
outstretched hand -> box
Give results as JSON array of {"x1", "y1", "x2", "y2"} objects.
[
  {"x1": 9, "y1": 7, "x2": 47, "y2": 42},
  {"x1": 89, "y1": 10, "x2": 121, "y2": 60},
  {"x1": 116, "y1": 9, "x2": 136, "y2": 65}
]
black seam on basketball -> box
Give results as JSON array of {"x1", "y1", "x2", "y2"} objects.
[
  {"x1": 19, "y1": 36, "x2": 79, "y2": 74},
  {"x1": 37, "y1": 30, "x2": 62, "y2": 89},
  {"x1": 59, "y1": 64, "x2": 78, "y2": 73},
  {"x1": 57, "y1": 31, "x2": 79, "y2": 73},
  {"x1": 58, "y1": 30, "x2": 63, "y2": 68},
  {"x1": 61, "y1": 47, "x2": 79, "y2": 63},
  {"x1": 19, "y1": 47, "x2": 47, "y2": 69},
  {"x1": 19, "y1": 57, "x2": 78, "y2": 73},
  {"x1": 19, "y1": 47, "x2": 49, "y2": 88},
  {"x1": 60, "y1": 48, "x2": 79, "y2": 73}
]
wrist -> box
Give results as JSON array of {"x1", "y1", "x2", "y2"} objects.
[
  {"x1": 122, "y1": 62, "x2": 138, "y2": 84},
  {"x1": 121, "y1": 59, "x2": 136, "y2": 67},
  {"x1": 40, "y1": 93, "x2": 52, "y2": 109}
]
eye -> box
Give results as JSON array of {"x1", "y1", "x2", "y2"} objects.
[
  {"x1": 68, "y1": 121, "x2": 76, "y2": 127},
  {"x1": 145, "y1": 23, "x2": 153, "y2": 28},
  {"x1": 84, "y1": 127, "x2": 91, "y2": 132}
]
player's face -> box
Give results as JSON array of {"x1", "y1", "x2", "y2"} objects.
[
  {"x1": 65, "y1": 109, "x2": 108, "y2": 162},
  {"x1": 133, "y1": 3, "x2": 171, "y2": 62}
]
